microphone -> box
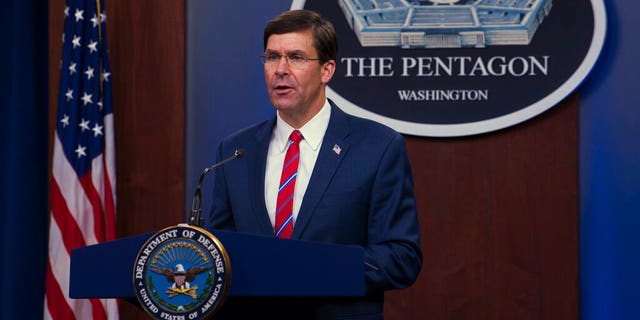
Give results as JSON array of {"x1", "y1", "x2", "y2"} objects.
[{"x1": 189, "y1": 148, "x2": 245, "y2": 227}]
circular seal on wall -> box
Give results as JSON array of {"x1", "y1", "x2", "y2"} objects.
[
  {"x1": 290, "y1": 0, "x2": 606, "y2": 137},
  {"x1": 133, "y1": 225, "x2": 231, "y2": 320}
]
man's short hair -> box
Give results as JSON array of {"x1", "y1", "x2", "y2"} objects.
[{"x1": 263, "y1": 10, "x2": 337, "y2": 64}]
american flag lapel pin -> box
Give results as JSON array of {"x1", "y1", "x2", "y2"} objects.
[{"x1": 332, "y1": 144, "x2": 342, "y2": 155}]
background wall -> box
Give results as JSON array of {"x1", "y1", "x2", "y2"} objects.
[
  {"x1": 579, "y1": 1, "x2": 640, "y2": 318},
  {"x1": 0, "y1": 0, "x2": 635, "y2": 319}
]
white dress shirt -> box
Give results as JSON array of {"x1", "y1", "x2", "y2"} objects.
[{"x1": 264, "y1": 99, "x2": 331, "y2": 229}]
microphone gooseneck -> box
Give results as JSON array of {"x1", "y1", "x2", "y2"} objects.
[{"x1": 189, "y1": 149, "x2": 244, "y2": 226}]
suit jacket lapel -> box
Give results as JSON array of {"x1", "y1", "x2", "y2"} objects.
[
  {"x1": 292, "y1": 103, "x2": 350, "y2": 239},
  {"x1": 248, "y1": 119, "x2": 276, "y2": 235}
]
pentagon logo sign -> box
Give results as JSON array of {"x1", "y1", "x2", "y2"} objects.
[
  {"x1": 291, "y1": 0, "x2": 606, "y2": 136},
  {"x1": 133, "y1": 225, "x2": 230, "y2": 320}
]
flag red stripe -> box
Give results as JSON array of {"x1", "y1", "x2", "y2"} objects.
[
  {"x1": 89, "y1": 298, "x2": 108, "y2": 320},
  {"x1": 79, "y1": 173, "x2": 107, "y2": 242},
  {"x1": 45, "y1": 261, "x2": 77, "y2": 320},
  {"x1": 50, "y1": 177, "x2": 87, "y2": 252}
]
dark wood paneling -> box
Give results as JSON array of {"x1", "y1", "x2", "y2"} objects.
[
  {"x1": 385, "y1": 95, "x2": 579, "y2": 319},
  {"x1": 106, "y1": 0, "x2": 185, "y2": 236},
  {"x1": 106, "y1": 1, "x2": 185, "y2": 318}
]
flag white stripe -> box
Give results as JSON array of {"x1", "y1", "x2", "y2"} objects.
[
  {"x1": 92, "y1": 115, "x2": 115, "y2": 212},
  {"x1": 43, "y1": 296, "x2": 52, "y2": 320},
  {"x1": 102, "y1": 298, "x2": 119, "y2": 320},
  {"x1": 104, "y1": 114, "x2": 117, "y2": 202},
  {"x1": 92, "y1": 151, "x2": 107, "y2": 213}
]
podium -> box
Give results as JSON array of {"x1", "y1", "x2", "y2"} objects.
[{"x1": 69, "y1": 228, "x2": 365, "y2": 299}]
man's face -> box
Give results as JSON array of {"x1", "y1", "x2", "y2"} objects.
[{"x1": 264, "y1": 29, "x2": 335, "y2": 127}]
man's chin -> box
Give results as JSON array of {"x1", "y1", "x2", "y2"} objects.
[{"x1": 271, "y1": 99, "x2": 298, "y2": 111}]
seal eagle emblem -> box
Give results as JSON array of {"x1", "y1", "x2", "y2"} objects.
[{"x1": 151, "y1": 263, "x2": 212, "y2": 299}]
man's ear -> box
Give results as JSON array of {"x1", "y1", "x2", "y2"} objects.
[{"x1": 321, "y1": 60, "x2": 336, "y2": 85}]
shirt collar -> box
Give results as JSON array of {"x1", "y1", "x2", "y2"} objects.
[{"x1": 274, "y1": 99, "x2": 331, "y2": 153}]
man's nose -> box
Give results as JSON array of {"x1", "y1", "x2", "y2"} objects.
[{"x1": 275, "y1": 56, "x2": 290, "y2": 75}]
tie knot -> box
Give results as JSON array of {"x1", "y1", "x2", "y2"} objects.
[{"x1": 289, "y1": 130, "x2": 303, "y2": 144}]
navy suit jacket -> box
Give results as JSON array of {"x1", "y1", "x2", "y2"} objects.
[{"x1": 208, "y1": 101, "x2": 422, "y2": 319}]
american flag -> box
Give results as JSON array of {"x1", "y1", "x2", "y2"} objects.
[{"x1": 44, "y1": 0, "x2": 119, "y2": 319}]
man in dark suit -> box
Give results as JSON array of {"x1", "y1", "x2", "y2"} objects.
[{"x1": 208, "y1": 9, "x2": 422, "y2": 319}]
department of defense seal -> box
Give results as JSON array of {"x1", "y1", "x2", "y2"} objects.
[{"x1": 133, "y1": 224, "x2": 231, "y2": 320}]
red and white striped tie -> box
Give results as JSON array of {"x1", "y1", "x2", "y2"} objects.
[{"x1": 275, "y1": 130, "x2": 303, "y2": 238}]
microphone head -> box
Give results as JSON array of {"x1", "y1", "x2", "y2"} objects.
[{"x1": 234, "y1": 149, "x2": 245, "y2": 158}]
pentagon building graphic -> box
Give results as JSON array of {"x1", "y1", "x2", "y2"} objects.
[{"x1": 339, "y1": 0, "x2": 553, "y2": 48}]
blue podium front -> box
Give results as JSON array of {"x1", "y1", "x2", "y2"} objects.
[{"x1": 69, "y1": 228, "x2": 365, "y2": 299}]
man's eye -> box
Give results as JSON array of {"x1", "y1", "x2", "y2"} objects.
[
  {"x1": 289, "y1": 55, "x2": 305, "y2": 62},
  {"x1": 266, "y1": 54, "x2": 281, "y2": 61}
]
